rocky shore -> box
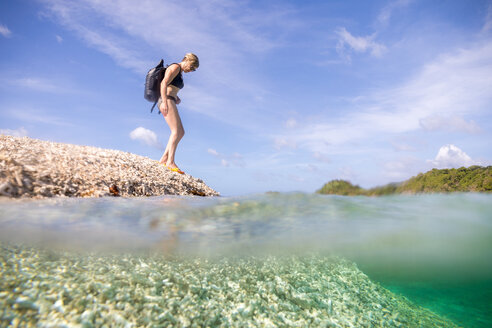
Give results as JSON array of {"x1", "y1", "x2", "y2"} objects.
[{"x1": 0, "y1": 135, "x2": 219, "y2": 198}]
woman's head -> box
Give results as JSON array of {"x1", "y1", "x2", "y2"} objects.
[{"x1": 182, "y1": 53, "x2": 199, "y2": 72}]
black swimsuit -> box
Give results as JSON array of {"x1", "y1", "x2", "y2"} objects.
[
  {"x1": 157, "y1": 63, "x2": 182, "y2": 110},
  {"x1": 169, "y1": 63, "x2": 184, "y2": 89}
]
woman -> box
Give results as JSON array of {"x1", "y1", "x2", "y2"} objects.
[{"x1": 158, "y1": 53, "x2": 199, "y2": 174}]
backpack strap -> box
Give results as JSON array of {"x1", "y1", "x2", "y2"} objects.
[{"x1": 151, "y1": 99, "x2": 158, "y2": 113}]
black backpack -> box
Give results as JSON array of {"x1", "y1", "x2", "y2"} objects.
[{"x1": 144, "y1": 59, "x2": 166, "y2": 113}]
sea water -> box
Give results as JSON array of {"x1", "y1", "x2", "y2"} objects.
[{"x1": 0, "y1": 193, "x2": 490, "y2": 327}]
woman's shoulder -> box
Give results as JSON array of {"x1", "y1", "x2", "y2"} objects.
[
  {"x1": 164, "y1": 63, "x2": 181, "y2": 79},
  {"x1": 169, "y1": 63, "x2": 181, "y2": 71}
]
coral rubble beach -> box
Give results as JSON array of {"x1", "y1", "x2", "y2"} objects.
[{"x1": 0, "y1": 135, "x2": 219, "y2": 198}]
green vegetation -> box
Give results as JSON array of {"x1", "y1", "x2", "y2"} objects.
[
  {"x1": 317, "y1": 166, "x2": 492, "y2": 196},
  {"x1": 316, "y1": 180, "x2": 365, "y2": 196}
]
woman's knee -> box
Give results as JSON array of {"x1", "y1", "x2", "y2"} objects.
[
  {"x1": 170, "y1": 128, "x2": 184, "y2": 140},
  {"x1": 175, "y1": 125, "x2": 184, "y2": 139}
]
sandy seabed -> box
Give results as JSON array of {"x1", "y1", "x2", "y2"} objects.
[{"x1": 0, "y1": 243, "x2": 458, "y2": 328}]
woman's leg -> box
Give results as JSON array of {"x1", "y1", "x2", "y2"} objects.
[
  {"x1": 159, "y1": 98, "x2": 178, "y2": 164},
  {"x1": 159, "y1": 98, "x2": 185, "y2": 168},
  {"x1": 158, "y1": 98, "x2": 169, "y2": 164}
]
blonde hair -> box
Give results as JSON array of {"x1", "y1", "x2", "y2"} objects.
[{"x1": 183, "y1": 53, "x2": 199, "y2": 69}]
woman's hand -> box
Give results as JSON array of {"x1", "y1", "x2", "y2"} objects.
[{"x1": 159, "y1": 101, "x2": 169, "y2": 117}]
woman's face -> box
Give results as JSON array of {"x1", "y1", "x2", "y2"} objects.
[{"x1": 183, "y1": 61, "x2": 196, "y2": 73}]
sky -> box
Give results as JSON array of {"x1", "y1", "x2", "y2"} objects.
[{"x1": 1, "y1": 0, "x2": 491, "y2": 196}]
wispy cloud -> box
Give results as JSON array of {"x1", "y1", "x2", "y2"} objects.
[
  {"x1": 207, "y1": 147, "x2": 244, "y2": 167},
  {"x1": 338, "y1": 166, "x2": 358, "y2": 182},
  {"x1": 38, "y1": 0, "x2": 151, "y2": 74},
  {"x1": 377, "y1": 0, "x2": 413, "y2": 27},
  {"x1": 207, "y1": 148, "x2": 219, "y2": 157},
  {"x1": 38, "y1": 0, "x2": 291, "y2": 78},
  {"x1": 274, "y1": 137, "x2": 297, "y2": 150},
  {"x1": 8, "y1": 108, "x2": 73, "y2": 127},
  {"x1": 336, "y1": 27, "x2": 386, "y2": 62},
  {"x1": 313, "y1": 152, "x2": 331, "y2": 164},
  {"x1": 419, "y1": 115, "x2": 481, "y2": 134},
  {"x1": 56, "y1": 35, "x2": 63, "y2": 43},
  {"x1": 483, "y1": 3, "x2": 492, "y2": 32},
  {"x1": 276, "y1": 40, "x2": 492, "y2": 155},
  {"x1": 0, "y1": 24, "x2": 12, "y2": 38},
  {"x1": 38, "y1": 0, "x2": 296, "y2": 128},
  {"x1": 129, "y1": 127, "x2": 163, "y2": 150},
  {"x1": 10, "y1": 78, "x2": 67, "y2": 93},
  {"x1": 390, "y1": 141, "x2": 416, "y2": 152},
  {"x1": 383, "y1": 156, "x2": 422, "y2": 180},
  {"x1": 0, "y1": 127, "x2": 28, "y2": 137}
]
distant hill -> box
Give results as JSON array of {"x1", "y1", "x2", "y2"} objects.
[{"x1": 317, "y1": 166, "x2": 492, "y2": 196}]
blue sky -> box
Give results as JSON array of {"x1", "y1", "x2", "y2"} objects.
[{"x1": 1, "y1": 0, "x2": 491, "y2": 196}]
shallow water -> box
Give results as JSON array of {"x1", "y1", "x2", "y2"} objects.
[{"x1": 0, "y1": 193, "x2": 491, "y2": 327}]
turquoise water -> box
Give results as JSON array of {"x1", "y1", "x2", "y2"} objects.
[{"x1": 0, "y1": 193, "x2": 491, "y2": 327}]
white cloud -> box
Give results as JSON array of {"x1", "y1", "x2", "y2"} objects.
[
  {"x1": 207, "y1": 148, "x2": 219, "y2": 156},
  {"x1": 429, "y1": 144, "x2": 479, "y2": 168},
  {"x1": 419, "y1": 115, "x2": 481, "y2": 134},
  {"x1": 129, "y1": 127, "x2": 162, "y2": 150},
  {"x1": 56, "y1": 35, "x2": 63, "y2": 43},
  {"x1": 0, "y1": 24, "x2": 12, "y2": 38},
  {"x1": 0, "y1": 127, "x2": 28, "y2": 137},
  {"x1": 336, "y1": 27, "x2": 386, "y2": 61}
]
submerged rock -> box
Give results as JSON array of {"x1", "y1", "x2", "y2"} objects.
[{"x1": 0, "y1": 135, "x2": 219, "y2": 198}]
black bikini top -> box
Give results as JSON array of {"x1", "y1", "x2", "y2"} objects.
[{"x1": 168, "y1": 63, "x2": 184, "y2": 89}]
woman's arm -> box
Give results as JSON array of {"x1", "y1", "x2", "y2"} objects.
[{"x1": 159, "y1": 64, "x2": 180, "y2": 116}]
